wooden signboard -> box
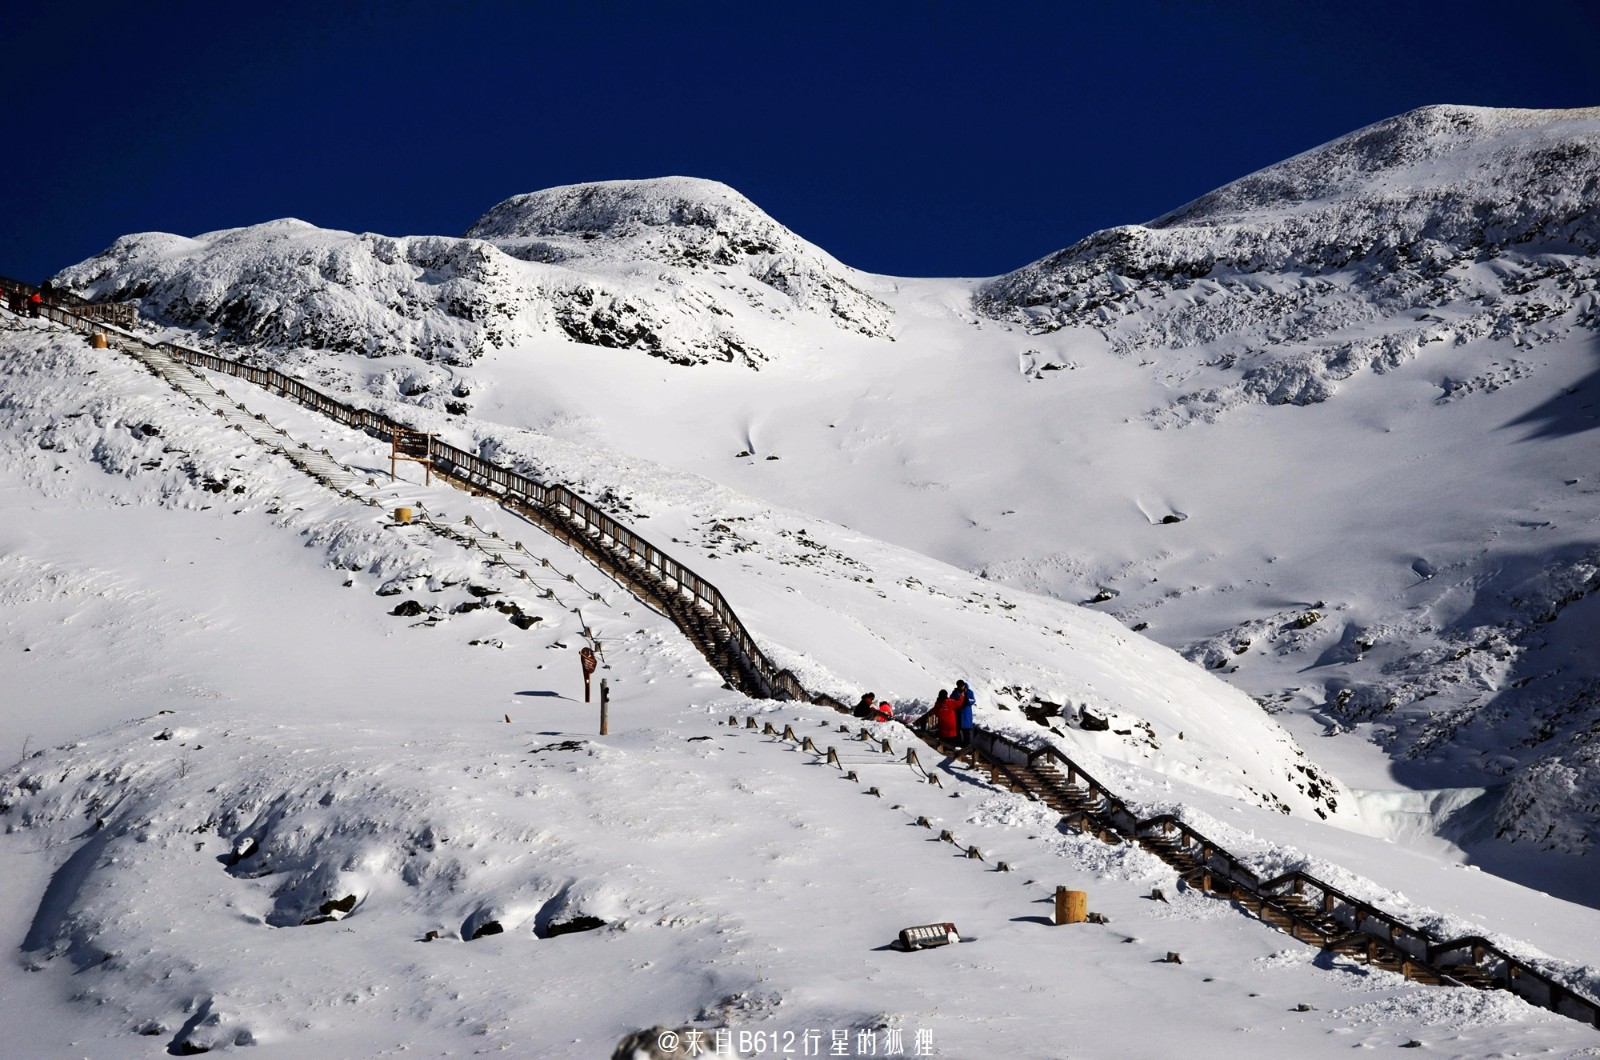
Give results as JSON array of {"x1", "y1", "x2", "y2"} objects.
[{"x1": 391, "y1": 428, "x2": 432, "y2": 485}]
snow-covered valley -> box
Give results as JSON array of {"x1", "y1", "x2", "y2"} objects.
[{"x1": 4, "y1": 102, "x2": 1600, "y2": 1056}]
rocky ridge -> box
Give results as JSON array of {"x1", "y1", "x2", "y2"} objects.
[
  {"x1": 53, "y1": 178, "x2": 893, "y2": 371},
  {"x1": 976, "y1": 105, "x2": 1600, "y2": 425}
]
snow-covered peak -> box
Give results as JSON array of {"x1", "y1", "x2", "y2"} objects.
[
  {"x1": 468, "y1": 176, "x2": 778, "y2": 241},
  {"x1": 466, "y1": 176, "x2": 894, "y2": 337},
  {"x1": 1154, "y1": 104, "x2": 1600, "y2": 228},
  {"x1": 978, "y1": 104, "x2": 1600, "y2": 318}
]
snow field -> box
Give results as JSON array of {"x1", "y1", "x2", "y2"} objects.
[
  {"x1": 131, "y1": 314, "x2": 1356, "y2": 831},
  {"x1": 8, "y1": 692, "x2": 1596, "y2": 1059}
]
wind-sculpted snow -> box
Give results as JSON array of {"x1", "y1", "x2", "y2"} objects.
[{"x1": 53, "y1": 178, "x2": 892, "y2": 371}]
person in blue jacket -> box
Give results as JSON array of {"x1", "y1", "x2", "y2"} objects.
[{"x1": 952, "y1": 679, "x2": 975, "y2": 747}]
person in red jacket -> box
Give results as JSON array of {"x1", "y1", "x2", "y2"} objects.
[
  {"x1": 28, "y1": 291, "x2": 42, "y2": 318},
  {"x1": 874, "y1": 698, "x2": 893, "y2": 723},
  {"x1": 933, "y1": 691, "x2": 959, "y2": 743}
]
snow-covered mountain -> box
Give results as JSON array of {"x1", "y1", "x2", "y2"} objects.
[
  {"x1": 970, "y1": 105, "x2": 1600, "y2": 855},
  {"x1": 10, "y1": 101, "x2": 1600, "y2": 1056},
  {"x1": 42, "y1": 107, "x2": 1600, "y2": 861},
  {"x1": 977, "y1": 105, "x2": 1600, "y2": 415},
  {"x1": 979, "y1": 104, "x2": 1600, "y2": 305},
  {"x1": 6, "y1": 315, "x2": 1600, "y2": 1059},
  {"x1": 54, "y1": 177, "x2": 893, "y2": 370},
  {"x1": 466, "y1": 177, "x2": 894, "y2": 338}
]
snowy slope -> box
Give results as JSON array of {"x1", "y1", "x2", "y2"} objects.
[
  {"x1": 4, "y1": 316, "x2": 1600, "y2": 1057},
  {"x1": 0, "y1": 318, "x2": 1349, "y2": 822},
  {"x1": 48, "y1": 103, "x2": 1587, "y2": 861},
  {"x1": 970, "y1": 104, "x2": 1600, "y2": 855}
]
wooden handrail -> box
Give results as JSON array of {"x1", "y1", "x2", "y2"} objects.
[
  {"x1": 943, "y1": 711, "x2": 1599, "y2": 1028},
  {"x1": 1, "y1": 275, "x2": 135, "y2": 327}
]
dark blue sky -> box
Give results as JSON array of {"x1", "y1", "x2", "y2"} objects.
[{"x1": 4, "y1": 1, "x2": 1596, "y2": 283}]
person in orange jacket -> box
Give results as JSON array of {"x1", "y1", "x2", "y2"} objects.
[
  {"x1": 28, "y1": 291, "x2": 42, "y2": 318},
  {"x1": 874, "y1": 698, "x2": 893, "y2": 723}
]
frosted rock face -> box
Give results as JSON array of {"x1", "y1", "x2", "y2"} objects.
[
  {"x1": 1497, "y1": 750, "x2": 1600, "y2": 852},
  {"x1": 976, "y1": 105, "x2": 1600, "y2": 419},
  {"x1": 54, "y1": 178, "x2": 891, "y2": 368}
]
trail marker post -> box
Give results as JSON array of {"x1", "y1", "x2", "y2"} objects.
[
  {"x1": 599, "y1": 678, "x2": 610, "y2": 736},
  {"x1": 579, "y1": 647, "x2": 597, "y2": 703}
]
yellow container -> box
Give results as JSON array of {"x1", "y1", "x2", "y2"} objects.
[
  {"x1": 394, "y1": 507, "x2": 413, "y2": 524},
  {"x1": 1055, "y1": 888, "x2": 1088, "y2": 925},
  {"x1": 91, "y1": 333, "x2": 109, "y2": 349}
]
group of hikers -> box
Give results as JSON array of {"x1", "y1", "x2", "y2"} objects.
[
  {"x1": 852, "y1": 679, "x2": 976, "y2": 748},
  {"x1": 4, "y1": 279, "x2": 62, "y2": 318},
  {"x1": 6, "y1": 288, "x2": 46, "y2": 317}
]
